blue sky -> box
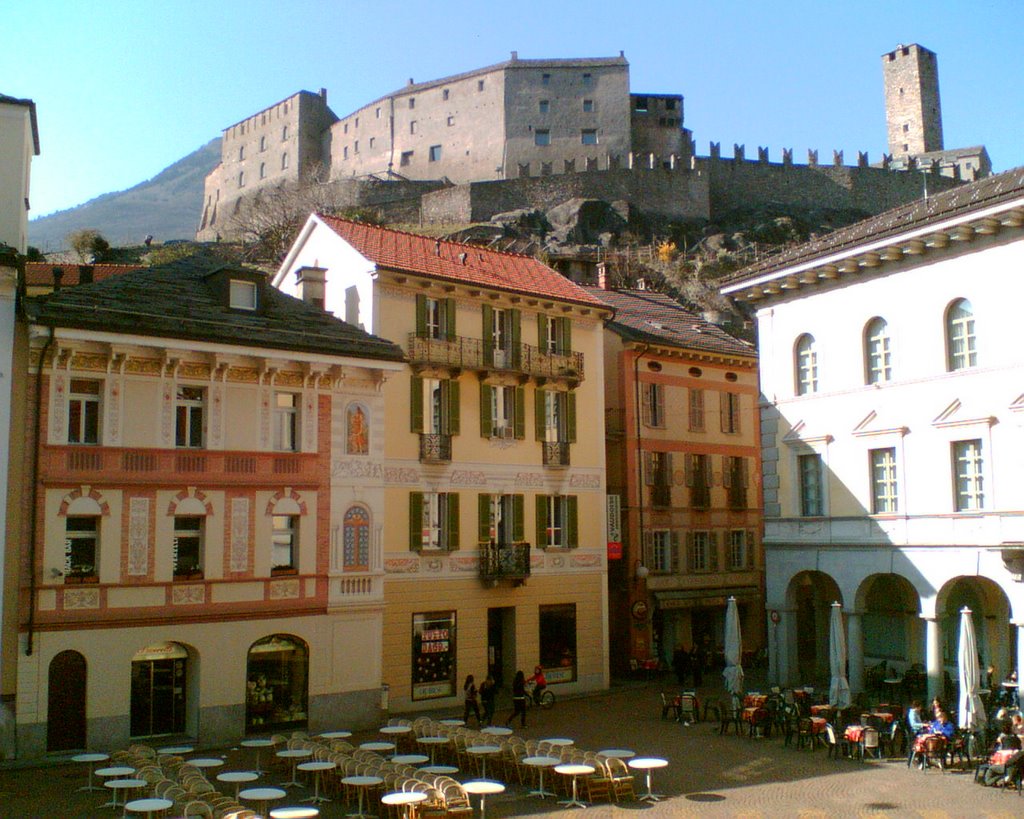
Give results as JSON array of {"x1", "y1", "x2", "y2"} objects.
[{"x1": 7, "y1": 0, "x2": 1022, "y2": 219}]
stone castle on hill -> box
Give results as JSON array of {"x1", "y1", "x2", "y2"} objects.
[{"x1": 196, "y1": 46, "x2": 990, "y2": 242}]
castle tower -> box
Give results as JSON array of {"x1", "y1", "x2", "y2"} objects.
[{"x1": 882, "y1": 43, "x2": 944, "y2": 158}]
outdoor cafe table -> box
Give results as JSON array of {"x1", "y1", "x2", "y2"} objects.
[
  {"x1": 629, "y1": 757, "x2": 668, "y2": 802},
  {"x1": 72, "y1": 752, "x2": 109, "y2": 792},
  {"x1": 241, "y1": 738, "x2": 277, "y2": 773},
  {"x1": 123, "y1": 797, "x2": 173, "y2": 818},
  {"x1": 102, "y1": 777, "x2": 146, "y2": 810},
  {"x1": 297, "y1": 760, "x2": 336, "y2": 804},
  {"x1": 743, "y1": 694, "x2": 768, "y2": 708},
  {"x1": 156, "y1": 745, "x2": 194, "y2": 755},
  {"x1": 466, "y1": 744, "x2": 501, "y2": 778},
  {"x1": 94, "y1": 766, "x2": 135, "y2": 807},
  {"x1": 341, "y1": 775, "x2": 383, "y2": 819},
  {"x1": 269, "y1": 808, "x2": 320, "y2": 819},
  {"x1": 239, "y1": 786, "x2": 287, "y2": 816},
  {"x1": 419, "y1": 764, "x2": 459, "y2": 776},
  {"x1": 439, "y1": 718, "x2": 465, "y2": 726},
  {"x1": 540, "y1": 737, "x2": 574, "y2": 747},
  {"x1": 416, "y1": 735, "x2": 450, "y2": 763},
  {"x1": 276, "y1": 748, "x2": 313, "y2": 788},
  {"x1": 480, "y1": 726, "x2": 513, "y2": 736},
  {"x1": 217, "y1": 770, "x2": 260, "y2": 798},
  {"x1": 318, "y1": 730, "x2": 352, "y2": 740},
  {"x1": 189, "y1": 757, "x2": 226, "y2": 770},
  {"x1": 597, "y1": 748, "x2": 636, "y2": 760},
  {"x1": 358, "y1": 740, "x2": 396, "y2": 754},
  {"x1": 390, "y1": 753, "x2": 429, "y2": 766},
  {"x1": 522, "y1": 755, "x2": 560, "y2": 798},
  {"x1": 554, "y1": 763, "x2": 594, "y2": 809},
  {"x1": 382, "y1": 790, "x2": 428, "y2": 819},
  {"x1": 462, "y1": 779, "x2": 505, "y2": 819}
]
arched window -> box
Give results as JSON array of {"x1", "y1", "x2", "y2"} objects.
[
  {"x1": 259, "y1": 135, "x2": 266, "y2": 152},
  {"x1": 238, "y1": 146, "x2": 245, "y2": 161},
  {"x1": 946, "y1": 298, "x2": 976, "y2": 371},
  {"x1": 346, "y1": 403, "x2": 369, "y2": 454},
  {"x1": 246, "y1": 635, "x2": 308, "y2": 733},
  {"x1": 795, "y1": 334, "x2": 818, "y2": 395},
  {"x1": 259, "y1": 162, "x2": 266, "y2": 179},
  {"x1": 864, "y1": 317, "x2": 891, "y2": 384},
  {"x1": 343, "y1": 505, "x2": 370, "y2": 571},
  {"x1": 281, "y1": 152, "x2": 289, "y2": 170},
  {"x1": 238, "y1": 170, "x2": 245, "y2": 188}
]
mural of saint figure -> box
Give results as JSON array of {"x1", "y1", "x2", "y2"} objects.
[{"x1": 347, "y1": 405, "x2": 368, "y2": 454}]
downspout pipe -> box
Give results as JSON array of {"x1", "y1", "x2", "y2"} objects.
[
  {"x1": 632, "y1": 343, "x2": 650, "y2": 572},
  {"x1": 26, "y1": 325, "x2": 54, "y2": 656}
]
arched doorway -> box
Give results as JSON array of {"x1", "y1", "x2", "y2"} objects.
[
  {"x1": 130, "y1": 642, "x2": 188, "y2": 738},
  {"x1": 860, "y1": 573, "x2": 922, "y2": 666},
  {"x1": 245, "y1": 635, "x2": 309, "y2": 733},
  {"x1": 47, "y1": 650, "x2": 87, "y2": 751},
  {"x1": 936, "y1": 576, "x2": 1013, "y2": 697},
  {"x1": 787, "y1": 570, "x2": 842, "y2": 683}
]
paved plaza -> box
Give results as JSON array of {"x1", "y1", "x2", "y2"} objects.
[{"x1": 0, "y1": 677, "x2": 1020, "y2": 818}]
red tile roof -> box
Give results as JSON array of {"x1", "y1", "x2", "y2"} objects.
[
  {"x1": 26, "y1": 263, "x2": 145, "y2": 288},
  {"x1": 316, "y1": 216, "x2": 607, "y2": 309}
]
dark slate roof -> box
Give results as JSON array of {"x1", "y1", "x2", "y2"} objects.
[
  {"x1": 0, "y1": 93, "x2": 40, "y2": 154},
  {"x1": 724, "y1": 165, "x2": 1024, "y2": 285},
  {"x1": 26, "y1": 262, "x2": 145, "y2": 288},
  {"x1": 24, "y1": 255, "x2": 404, "y2": 363},
  {"x1": 584, "y1": 287, "x2": 754, "y2": 358}
]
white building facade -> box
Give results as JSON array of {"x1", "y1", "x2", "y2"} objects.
[{"x1": 722, "y1": 169, "x2": 1024, "y2": 705}]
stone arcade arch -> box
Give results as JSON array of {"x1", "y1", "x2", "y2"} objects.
[{"x1": 785, "y1": 570, "x2": 842, "y2": 685}]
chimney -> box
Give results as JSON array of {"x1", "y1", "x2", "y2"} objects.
[
  {"x1": 52, "y1": 266, "x2": 64, "y2": 291},
  {"x1": 511, "y1": 50, "x2": 518, "y2": 61},
  {"x1": 596, "y1": 262, "x2": 609, "y2": 290},
  {"x1": 79, "y1": 265, "x2": 94, "y2": 285},
  {"x1": 319, "y1": 87, "x2": 327, "y2": 102},
  {"x1": 295, "y1": 265, "x2": 327, "y2": 310},
  {"x1": 408, "y1": 77, "x2": 415, "y2": 86}
]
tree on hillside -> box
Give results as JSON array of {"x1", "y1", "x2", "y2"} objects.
[{"x1": 66, "y1": 229, "x2": 111, "y2": 262}]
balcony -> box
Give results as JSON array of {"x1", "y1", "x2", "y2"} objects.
[
  {"x1": 542, "y1": 441, "x2": 571, "y2": 467},
  {"x1": 408, "y1": 333, "x2": 584, "y2": 382},
  {"x1": 419, "y1": 433, "x2": 452, "y2": 463},
  {"x1": 479, "y1": 541, "x2": 531, "y2": 583}
]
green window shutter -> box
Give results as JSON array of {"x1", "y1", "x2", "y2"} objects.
[
  {"x1": 478, "y1": 494, "x2": 491, "y2": 543},
  {"x1": 566, "y1": 495, "x2": 579, "y2": 548},
  {"x1": 719, "y1": 391, "x2": 728, "y2": 433},
  {"x1": 447, "y1": 379, "x2": 460, "y2": 435},
  {"x1": 479, "y1": 383, "x2": 492, "y2": 439},
  {"x1": 445, "y1": 298, "x2": 457, "y2": 341},
  {"x1": 561, "y1": 317, "x2": 572, "y2": 355},
  {"x1": 409, "y1": 493, "x2": 424, "y2": 551},
  {"x1": 410, "y1": 377, "x2": 424, "y2": 433},
  {"x1": 708, "y1": 531, "x2": 719, "y2": 571},
  {"x1": 415, "y1": 294, "x2": 427, "y2": 338},
  {"x1": 742, "y1": 458, "x2": 750, "y2": 488},
  {"x1": 722, "y1": 455, "x2": 733, "y2": 488},
  {"x1": 538, "y1": 314, "x2": 549, "y2": 350},
  {"x1": 665, "y1": 452, "x2": 673, "y2": 476},
  {"x1": 746, "y1": 529, "x2": 756, "y2": 568},
  {"x1": 513, "y1": 494, "x2": 525, "y2": 541},
  {"x1": 641, "y1": 383, "x2": 652, "y2": 426},
  {"x1": 684, "y1": 454, "x2": 694, "y2": 487},
  {"x1": 642, "y1": 530, "x2": 653, "y2": 567},
  {"x1": 670, "y1": 531, "x2": 681, "y2": 573},
  {"x1": 514, "y1": 387, "x2": 526, "y2": 439},
  {"x1": 510, "y1": 309, "x2": 522, "y2": 368},
  {"x1": 446, "y1": 493, "x2": 460, "y2": 550},
  {"x1": 536, "y1": 495, "x2": 547, "y2": 548},
  {"x1": 685, "y1": 531, "x2": 695, "y2": 572},
  {"x1": 535, "y1": 389, "x2": 546, "y2": 441},
  {"x1": 643, "y1": 452, "x2": 654, "y2": 486},
  {"x1": 482, "y1": 304, "x2": 494, "y2": 367},
  {"x1": 565, "y1": 392, "x2": 576, "y2": 443}
]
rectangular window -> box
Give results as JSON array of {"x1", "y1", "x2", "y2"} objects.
[
  {"x1": 410, "y1": 121, "x2": 417, "y2": 135},
  {"x1": 665, "y1": 99, "x2": 677, "y2": 110},
  {"x1": 425, "y1": 297, "x2": 445, "y2": 339},
  {"x1": 481, "y1": 493, "x2": 523, "y2": 545},
  {"x1": 650, "y1": 529, "x2": 675, "y2": 572},
  {"x1": 647, "y1": 451, "x2": 672, "y2": 507},
  {"x1": 539, "y1": 604, "x2": 577, "y2": 683},
  {"x1": 535, "y1": 129, "x2": 550, "y2": 147},
  {"x1": 400, "y1": 151, "x2": 413, "y2": 166},
  {"x1": 870, "y1": 447, "x2": 898, "y2": 513},
  {"x1": 538, "y1": 495, "x2": 578, "y2": 549},
  {"x1": 687, "y1": 453, "x2": 711, "y2": 509},
  {"x1": 442, "y1": 89, "x2": 449, "y2": 101},
  {"x1": 583, "y1": 99, "x2": 594, "y2": 112},
  {"x1": 273, "y1": 392, "x2": 299, "y2": 452},
  {"x1": 415, "y1": 492, "x2": 459, "y2": 551},
  {"x1": 429, "y1": 145, "x2": 442, "y2": 162},
  {"x1": 376, "y1": 107, "x2": 381, "y2": 118},
  {"x1": 175, "y1": 386, "x2": 205, "y2": 448},
  {"x1": 728, "y1": 530, "x2": 749, "y2": 570},
  {"x1": 952, "y1": 439, "x2": 984, "y2": 511},
  {"x1": 68, "y1": 378, "x2": 101, "y2": 444},
  {"x1": 539, "y1": 99, "x2": 550, "y2": 113},
  {"x1": 369, "y1": 137, "x2": 375, "y2": 148},
  {"x1": 64, "y1": 517, "x2": 98, "y2": 580},
  {"x1": 799, "y1": 453, "x2": 824, "y2": 516},
  {"x1": 642, "y1": 382, "x2": 665, "y2": 428},
  {"x1": 477, "y1": 80, "x2": 484, "y2": 91},
  {"x1": 354, "y1": 140, "x2": 359, "y2": 153},
  {"x1": 725, "y1": 456, "x2": 748, "y2": 509},
  {"x1": 272, "y1": 515, "x2": 297, "y2": 570},
  {"x1": 581, "y1": 129, "x2": 598, "y2": 145},
  {"x1": 541, "y1": 73, "x2": 550, "y2": 85},
  {"x1": 489, "y1": 384, "x2": 516, "y2": 439},
  {"x1": 412, "y1": 611, "x2": 456, "y2": 700},
  {"x1": 543, "y1": 315, "x2": 570, "y2": 355},
  {"x1": 447, "y1": 116, "x2": 454, "y2": 126},
  {"x1": 343, "y1": 146, "x2": 348, "y2": 160},
  {"x1": 720, "y1": 392, "x2": 741, "y2": 433},
  {"x1": 689, "y1": 388, "x2": 705, "y2": 431},
  {"x1": 689, "y1": 530, "x2": 713, "y2": 572},
  {"x1": 634, "y1": 96, "x2": 648, "y2": 112},
  {"x1": 409, "y1": 97, "x2": 415, "y2": 109},
  {"x1": 229, "y1": 279, "x2": 257, "y2": 310},
  {"x1": 582, "y1": 73, "x2": 592, "y2": 86},
  {"x1": 173, "y1": 516, "x2": 204, "y2": 578}
]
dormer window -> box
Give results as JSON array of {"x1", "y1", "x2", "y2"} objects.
[{"x1": 230, "y1": 279, "x2": 258, "y2": 310}]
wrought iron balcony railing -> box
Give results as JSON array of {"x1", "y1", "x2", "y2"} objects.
[
  {"x1": 408, "y1": 333, "x2": 584, "y2": 382},
  {"x1": 542, "y1": 441, "x2": 571, "y2": 467},
  {"x1": 419, "y1": 433, "x2": 452, "y2": 463},
  {"x1": 479, "y1": 541, "x2": 531, "y2": 582}
]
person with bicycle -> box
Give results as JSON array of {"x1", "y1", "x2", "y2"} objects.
[{"x1": 528, "y1": 665, "x2": 548, "y2": 706}]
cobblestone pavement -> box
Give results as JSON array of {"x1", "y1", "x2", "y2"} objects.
[{"x1": 1, "y1": 677, "x2": 1021, "y2": 818}]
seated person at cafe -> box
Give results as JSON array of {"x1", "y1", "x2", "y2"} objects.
[
  {"x1": 1011, "y1": 713, "x2": 1024, "y2": 738},
  {"x1": 930, "y1": 697, "x2": 946, "y2": 719},
  {"x1": 929, "y1": 710, "x2": 955, "y2": 740},
  {"x1": 981, "y1": 748, "x2": 1024, "y2": 787},
  {"x1": 906, "y1": 701, "x2": 928, "y2": 735}
]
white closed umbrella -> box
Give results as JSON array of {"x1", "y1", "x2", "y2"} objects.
[
  {"x1": 722, "y1": 596, "x2": 744, "y2": 697},
  {"x1": 828, "y1": 602, "x2": 851, "y2": 708},
  {"x1": 958, "y1": 606, "x2": 987, "y2": 733}
]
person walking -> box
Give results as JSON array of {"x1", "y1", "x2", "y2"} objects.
[
  {"x1": 463, "y1": 674, "x2": 481, "y2": 726},
  {"x1": 506, "y1": 670, "x2": 527, "y2": 728},
  {"x1": 479, "y1": 673, "x2": 497, "y2": 726},
  {"x1": 672, "y1": 645, "x2": 691, "y2": 687}
]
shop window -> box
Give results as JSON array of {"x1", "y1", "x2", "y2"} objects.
[
  {"x1": 539, "y1": 604, "x2": 576, "y2": 683},
  {"x1": 130, "y1": 642, "x2": 187, "y2": 737},
  {"x1": 246, "y1": 635, "x2": 308, "y2": 732},
  {"x1": 412, "y1": 611, "x2": 456, "y2": 700},
  {"x1": 68, "y1": 378, "x2": 101, "y2": 444}
]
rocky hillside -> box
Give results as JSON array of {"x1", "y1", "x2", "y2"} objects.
[{"x1": 28, "y1": 139, "x2": 221, "y2": 251}]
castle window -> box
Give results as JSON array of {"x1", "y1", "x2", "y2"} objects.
[
  {"x1": 478, "y1": 80, "x2": 484, "y2": 91},
  {"x1": 343, "y1": 146, "x2": 348, "y2": 160},
  {"x1": 581, "y1": 129, "x2": 598, "y2": 145},
  {"x1": 429, "y1": 145, "x2": 442, "y2": 162},
  {"x1": 665, "y1": 99, "x2": 677, "y2": 110},
  {"x1": 354, "y1": 141, "x2": 359, "y2": 154},
  {"x1": 282, "y1": 125, "x2": 288, "y2": 140},
  {"x1": 355, "y1": 117, "x2": 359, "y2": 127},
  {"x1": 634, "y1": 97, "x2": 648, "y2": 112},
  {"x1": 539, "y1": 100, "x2": 549, "y2": 113},
  {"x1": 447, "y1": 116, "x2": 454, "y2": 127},
  {"x1": 376, "y1": 107, "x2": 381, "y2": 118},
  {"x1": 535, "y1": 129, "x2": 550, "y2": 147},
  {"x1": 902, "y1": 144, "x2": 909, "y2": 152},
  {"x1": 583, "y1": 99, "x2": 593, "y2": 112},
  {"x1": 410, "y1": 121, "x2": 417, "y2": 135},
  {"x1": 343, "y1": 123, "x2": 348, "y2": 134},
  {"x1": 400, "y1": 151, "x2": 413, "y2": 166},
  {"x1": 442, "y1": 89, "x2": 449, "y2": 100},
  {"x1": 238, "y1": 171, "x2": 245, "y2": 188},
  {"x1": 369, "y1": 137, "x2": 375, "y2": 148},
  {"x1": 582, "y1": 73, "x2": 592, "y2": 86},
  {"x1": 260, "y1": 136, "x2": 266, "y2": 151},
  {"x1": 238, "y1": 146, "x2": 245, "y2": 160},
  {"x1": 259, "y1": 162, "x2": 266, "y2": 179},
  {"x1": 903, "y1": 123, "x2": 909, "y2": 133},
  {"x1": 281, "y1": 151, "x2": 289, "y2": 169},
  {"x1": 542, "y1": 73, "x2": 550, "y2": 85},
  {"x1": 409, "y1": 97, "x2": 415, "y2": 109}
]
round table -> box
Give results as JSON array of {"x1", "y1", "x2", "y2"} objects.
[
  {"x1": 390, "y1": 753, "x2": 429, "y2": 766},
  {"x1": 462, "y1": 779, "x2": 505, "y2": 819},
  {"x1": 72, "y1": 753, "x2": 109, "y2": 792},
  {"x1": 95, "y1": 767, "x2": 136, "y2": 807},
  {"x1": 341, "y1": 775, "x2": 383, "y2": 819},
  {"x1": 418, "y1": 764, "x2": 459, "y2": 775},
  {"x1": 240, "y1": 786, "x2": 287, "y2": 816},
  {"x1": 541, "y1": 737, "x2": 574, "y2": 747},
  {"x1": 416, "y1": 735, "x2": 450, "y2": 763},
  {"x1": 358, "y1": 740, "x2": 395, "y2": 754},
  {"x1": 156, "y1": 745, "x2": 194, "y2": 755},
  {"x1": 381, "y1": 790, "x2": 428, "y2": 819},
  {"x1": 380, "y1": 725, "x2": 413, "y2": 735},
  {"x1": 102, "y1": 777, "x2": 146, "y2": 810},
  {"x1": 598, "y1": 748, "x2": 635, "y2": 759},
  {"x1": 216, "y1": 770, "x2": 260, "y2": 798},
  {"x1": 439, "y1": 718, "x2": 465, "y2": 726},
  {"x1": 124, "y1": 797, "x2": 173, "y2": 818},
  {"x1": 318, "y1": 730, "x2": 352, "y2": 739},
  {"x1": 269, "y1": 808, "x2": 320, "y2": 819},
  {"x1": 554, "y1": 763, "x2": 593, "y2": 809},
  {"x1": 522, "y1": 755, "x2": 560, "y2": 798},
  {"x1": 277, "y1": 748, "x2": 313, "y2": 788},
  {"x1": 297, "y1": 760, "x2": 336, "y2": 804},
  {"x1": 241, "y1": 738, "x2": 277, "y2": 773},
  {"x1": 480, "y1": 725, "x2": 513, "y2": 736},
  {"x1": 465, "y1": 744, "x2": 501, "y2": 778},
  {"x1": 189, "y1": 757, "x2": 226, "y2": 769},
  {"x1": 628, "y1": 757, "x2": 668, "y2": 802}
]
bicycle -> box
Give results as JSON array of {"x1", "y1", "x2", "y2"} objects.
[{"x1": 525, "y1": 679, "x2": 555, "y2": 709}]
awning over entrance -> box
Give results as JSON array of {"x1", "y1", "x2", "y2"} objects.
[{"x1": 654, "y1": 588, "x2": 760, "y2": 610}]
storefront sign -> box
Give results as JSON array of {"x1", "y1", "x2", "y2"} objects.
[
  {"x1": 412, "y1": 611, "x2": 456, "y2": 700},
  {"x1": 606, "y1": 494, "x2": 622, "y2": 558}
]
